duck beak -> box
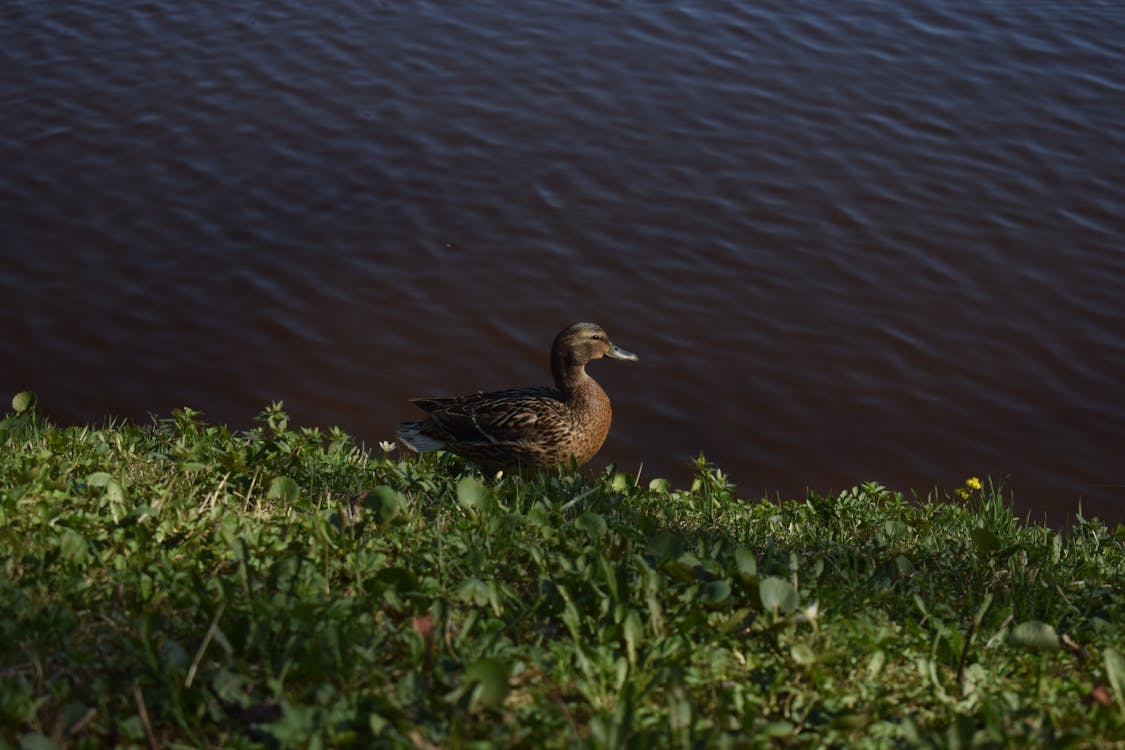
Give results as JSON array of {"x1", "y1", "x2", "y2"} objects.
[{"x1": 606, "y1": 342, "x2": 638, "y2": 361}]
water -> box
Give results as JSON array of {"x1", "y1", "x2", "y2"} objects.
[{"x1": 3, "y1": 0, "x2": 1124, "y2": 523}]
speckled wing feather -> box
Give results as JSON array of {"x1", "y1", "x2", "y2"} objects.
[{"x1": 411, "y1": 387, "x2": 570, "y2": 445}]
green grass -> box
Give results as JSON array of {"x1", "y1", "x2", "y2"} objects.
[{"x1": 1, "y1": 392, "x2": 1123, "y2": 749}]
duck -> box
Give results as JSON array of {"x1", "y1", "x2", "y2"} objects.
[{"x1": 397, "y1": 322, "x2": 638, "y2": 471}]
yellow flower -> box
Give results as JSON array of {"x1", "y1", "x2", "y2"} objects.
[
  {"x1": 966, "y1": 477, "x2": 982, "y2": 491},
  {"x1": 955, "y1": 488, "x2": 970, "y2": 500}
]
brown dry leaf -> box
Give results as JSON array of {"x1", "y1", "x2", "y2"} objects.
[
  {"x1": 1085, "y1": 683, "x2": 1112, "y2": 707},
  {"x1": 412, "y1": 613, "x2": 436, "y2": 672},
  {"x1": 407, "y1": 728, "x2": 442, "y2": 750},
  {"x1": 412, "y1": 613, "x2": 435, "y2": 640},
  {"x1": 510, "y1": 666, "x2": 544, "y2": 686},
  {"x1": 1061, "y1": 633, "x2": 1089, "y2": 659}
]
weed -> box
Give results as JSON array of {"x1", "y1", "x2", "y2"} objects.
[{"x1": 1, "y1": 395, "x2": 1122, "y2": 747}]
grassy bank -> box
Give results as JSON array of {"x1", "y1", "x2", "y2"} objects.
[{"x1": 1, "y1": 394, "x2": 1123, "y2": 748}]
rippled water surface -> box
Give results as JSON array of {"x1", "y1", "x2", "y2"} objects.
[{"x1": 3, "y1": 0, "x2": 1124, "y2": 522}]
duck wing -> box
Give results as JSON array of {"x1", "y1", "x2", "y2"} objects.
[{"x1": 411, "y1": 386, "x2": 568, "y2": 445}]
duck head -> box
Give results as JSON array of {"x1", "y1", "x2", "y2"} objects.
[{"x1": 551, "y1": 322, "x2": 638, "y2": 375}]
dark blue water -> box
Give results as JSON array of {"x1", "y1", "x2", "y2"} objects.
[{"x1": 3, "y1": 0, "x2": 1124, "y2": 522}]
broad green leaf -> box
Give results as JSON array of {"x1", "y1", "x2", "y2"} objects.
[
  {"x1": 457, "y1": 476, "x2": 491, "y2": 511},
  {"x1": 971, "y1": 526, "x2": 1002, "y2": 554},
  {"x1": 598, "y1": 552, "x2": 621, "y2": 601},
  {"x1": 866, "y1": 649, "x2": 886, "y2": 680},
  {"x1": 1009, "y1": 621, "x2": 1059, "y2": 651},
  {"x1": 12, "y1": 391, "x2": 36, "y2": 413},
  {"x1": 648, "y1": 477, "x2": 671, "y2": 494},
  {"x1": 19, "y1": 733, "x2": 57, "y2": 750},
  {"x1": 267, "y1": 476, "x2": 300, "y2": 502},
  {"x1": 161, "y1": 638, "x2": 189, "y2": 669},
  {"x1": 759, "y1": 576, "x2": 799, "y2": 614},
  {"x1": 0, "y1": 416, "x2": 17, "y2": 441},
  {"x1": 457, "y1": 577, "x2": 492, "y2": 608},
  {"x1": 120, "y1": 717, "x2": 145, "y2": 741},
  {"x1": 623, "y1": 609, "x2": 643, "y2": 667},
  {"x1": 735, "y1": 547, "x2": 757, "y2": 580},
  {"x1": 217, "y1": 519, "x2": 239, "y2": 550},
  {"x1": 526, "y1": 502, "x2": 551, "y2": 529},
  {"x1": 375, "y1": 566, "x2": 420, "y2": 595},
  {"x1": 790, "y1": 643, "x2": 817, "y2": 665},
  {"x1": 211, "y1": 624, "x2": 233, "y2": 655},
  {"x1": 699, "y1": 579, "x2": 731, "y2": 607},
  {"x1": 369, "y1": 713, "x2": 390, "y2": 734},
  {"x1": 58, "y1": 529, "x2": 88, "y2": 563},
  {"x1": 611, "y1": 472, "x2": 630, "y2": 491},
  {"x1": 961, "y1": 663, "x2": 989, "y2": 698},
  {"x1": 362, "y1": 485, "x2": 402, "y2": 525},
  {"x1": 716, "y1": 607, "x2": 752, "y2": 636},
  {"x1": 891, "y1": 555, "x2": 914, "y2": 579},
  {"x1": 646, "y1": 531, "x2": 683, "y2": 560},
  {"x1": 464, "y1": 657, "x2": 511, "y2": 711},
  {"x1": 87, "y1": 472, "x2": 113, "y2": 487},
  {"x1": 664, "y1": 552, "x2": 702, "y2": 583},
  {"x1": 612, "y1": 655, "x2": 629, "y2": 691},
  {"x1": 667, "y1": 685, "x2": 692, "y2": 734},
  {"x1": 265, "y1": 702, "x2": 316, "y2": 744},
  {"x1": 763, "y1": 721, "x2": 795, "y2": 738},
  {"x1": 913, "y1": 594, "x2": 930, "y2": 619},
  {"x1": 1103, "y1": 648, "x2": 1125, "y2": 720},
  {"x1": 106, "y1": 479, "x2": 126, "y2": 503},
  {"x1": 883, "y1": 520, "x2": 908, "y2": 540},
  {"x1": 575, "y1": 511, "x2": 607, "y2": 540},
  {"x1": 973, "y1": 592, "x2": 994, "y2": 626}
]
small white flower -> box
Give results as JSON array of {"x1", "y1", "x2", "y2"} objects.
[
  {"x1": 379, "y1": 440, "x2": 397, "y2": 454},
  {"x1": 797, "y1": 601, "x2": 819, "y2": 624}
]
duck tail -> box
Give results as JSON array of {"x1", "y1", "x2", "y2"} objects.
[{"x1": 396, "y1": 421, "x2": 446, "y2": 453}]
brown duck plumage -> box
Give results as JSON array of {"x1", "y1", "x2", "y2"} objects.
[{"x1": 396, "y1": 322, "x2": 638, "y2": 471}]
